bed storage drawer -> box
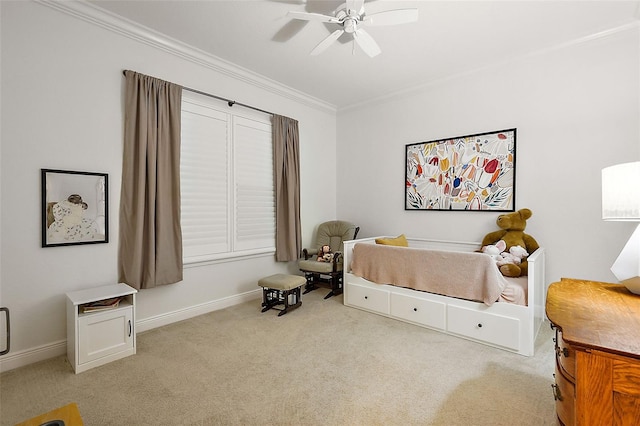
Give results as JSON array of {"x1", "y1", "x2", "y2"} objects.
[
  {"x1": 390, "y1": 292, "x2": 446, "y2": 330},
  {"x1": 346, "y1": 282, "x2": 390, "y2": 314},
  {"x1": 447, "y1": 305, "x2": 520, "y2": 350}
]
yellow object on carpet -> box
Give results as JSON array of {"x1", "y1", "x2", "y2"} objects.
[{"x1": 16, "y1": 402, "x2": 83, "y2": 426}]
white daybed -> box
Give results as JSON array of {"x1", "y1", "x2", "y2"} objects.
[{"x1": 342, "y1": 236, "x2": 546, "y2": 356}]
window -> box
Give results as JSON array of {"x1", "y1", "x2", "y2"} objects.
[{"x1": 180, "y1": 91, "x2": 275, "y2": 264}]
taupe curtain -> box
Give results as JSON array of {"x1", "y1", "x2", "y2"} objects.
[
  {"x1": 118, "y1": 71, "x2": 183, "y2": 289},
  {"x1": 273, "y1": 115, "x2": 302, "y2": 261}
]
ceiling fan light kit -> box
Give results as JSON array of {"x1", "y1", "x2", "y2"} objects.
[{"x1": 287, "y1": 0, "x2": 418, "y2": 57}]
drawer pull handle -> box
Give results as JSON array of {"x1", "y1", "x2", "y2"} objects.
[
  {"x1": 413, "y1": 308, "x2": 417, "y2": 312},
  {"x1": 551, "y1": 383, "x2": 563, "y2": 401},
  {"x1": 364, "y1": 296, "x2": 368, "y2": 300},
  {"x1": 128, "y1": 320, "x2": 132, "y2": 337},
  {"x1": 477, "y1": 323, "x2": 483, "y2": 328},
  {"x1": 0, "y1": 307, "x2": 9, "y2": 356}
]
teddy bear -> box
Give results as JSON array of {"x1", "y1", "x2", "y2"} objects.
[
  {"x1": 497, "y1": 245, "x2": 529, "y2": 268},
  {"x1": 316, "y1": 245, "x2": 334, "y2": 262},
  {"x1": 481, "y1": 208, "x2": 539, "y2": 277}
]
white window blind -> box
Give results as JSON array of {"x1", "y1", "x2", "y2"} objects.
[
  {"x1": 180, "y1": 92, "x2": 274, "y2": 263},
  {"x1": 234, "y1": 116, "x2": 275, "y2": 251}
]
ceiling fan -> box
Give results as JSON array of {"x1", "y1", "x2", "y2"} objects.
[{"x1": 287, "y1": 0, "x2": 418, "y2": 57}]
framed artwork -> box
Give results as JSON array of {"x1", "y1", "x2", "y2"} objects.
[
  {"x1": 41, "y1": 169, "x2": 109, "y2": 247},
  {"x1": 405, "y1": 128, "x2": 516, "y2": 211}
]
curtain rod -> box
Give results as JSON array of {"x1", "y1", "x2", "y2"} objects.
[{"x1": 122, "y1": 70, "x2": 274, "y2": 116}]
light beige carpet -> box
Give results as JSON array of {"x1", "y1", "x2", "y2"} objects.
[{"x1": 1, "y1": 289, "x2": 557, "y2": 425}]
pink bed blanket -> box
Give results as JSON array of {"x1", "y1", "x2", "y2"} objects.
[{"x1": 350, "y1": 243, "x2": 510, "y2": 306}]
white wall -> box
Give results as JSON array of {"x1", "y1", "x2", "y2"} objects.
[
  {"x1": 0, "y1": 1, "x2": 337, "y2": 370},
  {"x1": 337, "y1": 25, "x2": 640, "y2": 286},
  {"x1": 2, "y1": 1, "x2": 638, "y2": 372}
]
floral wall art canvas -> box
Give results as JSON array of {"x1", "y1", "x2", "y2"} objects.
[{"x1": 405, "y1": 129, "x2": 516, "y2": 211}]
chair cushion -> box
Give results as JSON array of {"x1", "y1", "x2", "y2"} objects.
[
  {"x1": 315, "y1": 220, "x2": 358, "y2": 253},
  {"x1": 375, "y1": 234, "x2": 409, "y2": 247},
  {"x1": 298, "y1": 258, "x2": 342, "y2": 274}
]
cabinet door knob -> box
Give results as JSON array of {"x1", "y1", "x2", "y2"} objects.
[
  {"x1": 364, "y1": 296, "x2": 368, "y2": 300},
  {"x1": 413, "y1": 308, "x2": 418, "y2": 312},
  {"x1": 477, "y1": 323, "x2": 483, "y2": 328}
]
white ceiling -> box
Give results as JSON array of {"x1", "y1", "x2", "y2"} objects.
[{"x1": 90, "y1": 0, "x2": 640, "y2": 109}]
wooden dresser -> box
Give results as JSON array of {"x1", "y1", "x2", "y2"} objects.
[{"x1": 546, "y1": 278, "x2": 640, "y2": 425}]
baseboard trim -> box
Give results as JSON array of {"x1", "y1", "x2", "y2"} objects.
[
  {"x1": 136, "y1": 289, "x2": 261, "y2": 333},
  {"x1": 0, "y1": 340, "x2": 67, "y2": 373},
  {"x1": 0, "y1": 290, "x2": 261, "y2": 373}
]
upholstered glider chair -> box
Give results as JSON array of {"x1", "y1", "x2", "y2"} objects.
[{"x1": 299, "y1": 220, "x2": 359, "y2": 299}]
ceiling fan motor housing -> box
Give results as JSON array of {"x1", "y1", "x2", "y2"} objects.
[
  {"x1": 287, "y1": 2, "x2": 418, "y2": 57},
  {"x1": 338, "y1": 7, "x2": 365, "y2": 32}
]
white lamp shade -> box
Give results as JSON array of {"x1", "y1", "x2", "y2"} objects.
[
  {"x1": 602, "y1": 162, "x2": 640, "y2": 220},
  {"x1": 603, "y1": 162, "x2": 640, "y2": 295},
  {"x1": 611, "y1": 224, "x2": 640, "y2": 295}
]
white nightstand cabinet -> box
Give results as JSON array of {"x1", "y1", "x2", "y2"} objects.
[{"x1": 66, "y1": 283, "x2": 137, "y2": 373}]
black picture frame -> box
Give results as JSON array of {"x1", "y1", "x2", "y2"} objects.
[
  {"x1": 41, "y1": 169, "x2": 109, "y2": 247},
  {"x1": 405, "y1": 128, "x2": 516, "y2": 211}
]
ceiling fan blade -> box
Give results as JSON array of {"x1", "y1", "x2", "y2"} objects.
[
  {"x1": 353, "y1": 28, "x2": 381, "y2": 57},
  {"x1": 364, "y1": 9, "x2": 419, "y2": 26},
  {"x1": 287, "y1": 11, "x2": 340, "y2": 24},
  {"x1": 310, "y1": 29, "x2": 344, "y2": 55},
  {"x1": 346, "y1": 0, "x2": 365, "y2": 14}
]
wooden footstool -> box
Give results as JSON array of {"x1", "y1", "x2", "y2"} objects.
[{"x1": 258, "y1": 274, "x2": 305, "y2": 316}]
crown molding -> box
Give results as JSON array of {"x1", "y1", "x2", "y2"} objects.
[
  {"x1": 341, "y1": 19, "x2": 640, "y2": 112},
  {"x1": 36, "y1": 0, "x2": 337, "y2": 114}
]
